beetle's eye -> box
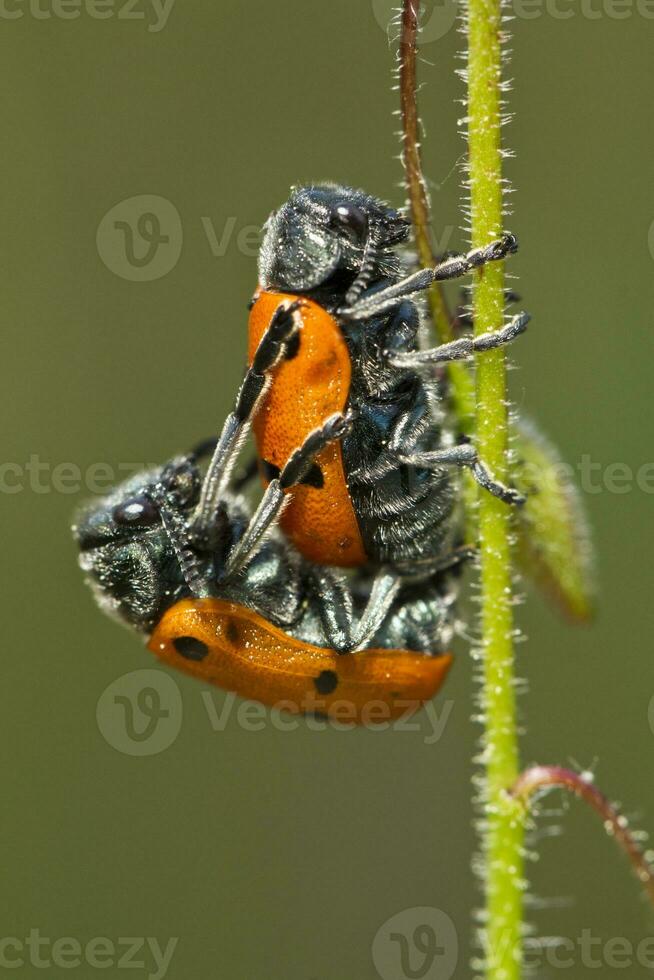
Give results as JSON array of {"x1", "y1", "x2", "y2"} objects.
[
  {"x1": 330, "y1": 203, "x2": 368, "y2": 242},
  {"x1": 112, "y1": 495, "x2": 160, "y2": 527}
]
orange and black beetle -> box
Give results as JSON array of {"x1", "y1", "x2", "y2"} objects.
[
  {"x1": 194, "y1": 184, "x2": 529, "y2": 575},
  {"x1": 74, "y1": 447, "x2": 456, "y2": 722}
]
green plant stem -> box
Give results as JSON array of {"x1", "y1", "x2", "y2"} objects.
[
  {"x1": 400, "y1": 1, "x2": 525, "y2": 967},
  {"x1": 400, "y1": 3, "x2": 653, "y2": 963},
  {"x1": 466, "y1": 1, "x2": 525, "y2": 976}
]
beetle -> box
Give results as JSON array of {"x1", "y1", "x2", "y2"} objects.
[
  {"x1": 73, "y1": 434, "x2": 460, "y2": 722},
  {"x1": 192, "y1": 183, "x2": 529, "y2": 574}
]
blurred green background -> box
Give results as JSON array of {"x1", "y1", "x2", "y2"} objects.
[{"x1": 2, "y1": 1, "x2": 654, "y2": 977}]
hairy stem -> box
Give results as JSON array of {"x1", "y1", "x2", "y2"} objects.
[
  {"x1": 399, "y1": 0, "x2": 475, "y2": 431},
  {"x1": 399, "y1": 0, "x2": 452, "y2": 341},
  {"x1": 399, "y1": 0, "x2": 524, "y2": 970},
  {"x1": 466, "y1": 0, "x2": 525, "y2": 976},
  {"x1": 399, "y1": 3, "x2": 652, "y2": 967}
]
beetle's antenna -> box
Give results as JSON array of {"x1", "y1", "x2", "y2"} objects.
[
  {"x1": 149, "y1": 484, "x2": 212, "y2": 598},
  {"x1": 344, "y1": 224, "x2": 380, "y2": 307}
]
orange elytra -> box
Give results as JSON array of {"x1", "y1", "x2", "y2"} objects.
[
  {"x1": 148, "y1": 597, "x2": 452, "y2": 723},
  {"x1": 248, "y1": 290, "x2": 367, "y2": 568}
]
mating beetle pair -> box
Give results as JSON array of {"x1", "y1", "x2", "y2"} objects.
[{"x1": 75, "y1": 183, "x2": 528, "y2": 719}]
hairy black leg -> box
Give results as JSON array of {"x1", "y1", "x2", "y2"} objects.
[
  {"x1": 398, "y1": 443, "x2": 525, "y2": 506},
  {"x1": 346, "y1": 397, "x2": 430, "y2": 486},
  {"x1": 338, "y1": 233, "x2": 517, "y2": 320},
  {"x1": 278, "y1": 413, "x2": 353, "y2": 490},
  {"x1": 231, "y1": 457, "x2": 260, "y2": 493},
  {"x1": 308, "y1": 567, "x2": 357, "y2": 653},
  {"x1": 221, "y1": 412, "x2": 354, "y2": 580},
  {"x1": 189, "y1": 436, "x2": 219, "y2": 462},
  {"x1": 351, "y1": 570, "x2": 402, "y2": 651},
  {"x1": 310, "y1": 567, "x2": 401, "y2": 654},
  {"x1": 401, "y1": 544, "x2": 477, "y2": 576},
  {"x1": 192, "y1": 301, "x2": 302, "y2": 544},
  {"x1": 388, "y1": 311, "x2": 529, "y2": 370},
  {"x1": 189, "y1": 438, "x2": 259, "y2": 492}
]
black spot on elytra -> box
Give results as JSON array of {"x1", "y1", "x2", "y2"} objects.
[
  {"x1": 301, "y1": 463, "x2": 324, "y2": 489},
  {"x1": 284, "y1": 331, "x2": 301, "y2": 360},
  {"x1": 261, "y1": 459, "x2": 281, "y2": 482},
  {"x1": 173, "y1": 635, "x2": 209, "y2": 662},
  {"x1": 226, "y1": 620, "x2": 240, "y2": 645},
  {"x1": 314, "y1": 670, "x2": 338, "y2": 695},
  {"x1": 262, "y1": 458, "x2": 323, "y2": 489}
]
